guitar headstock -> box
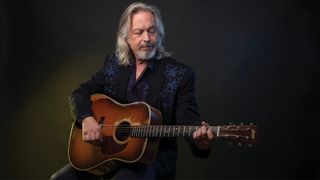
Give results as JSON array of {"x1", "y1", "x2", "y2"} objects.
[{"x1": 218, "y1": 124, "x2": 257, "y2": 146}]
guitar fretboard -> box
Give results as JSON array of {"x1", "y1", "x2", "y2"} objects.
[{"x1": 130, "y1": 125, "x2": 219, "y2": 138}]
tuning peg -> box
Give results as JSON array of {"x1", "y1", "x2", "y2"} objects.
[
  {"x1": 240, "y1": 122, "x2": 243, "y2": 125},
  {"x1": 250, "y1": 123, "x2": 253, "y2": 125},
  {"x1": 248, "y1": 144, "x2": 253, "y2": 148},
  {"x1": 238, "y1": 142, "x2": 242, "y2": 147}
]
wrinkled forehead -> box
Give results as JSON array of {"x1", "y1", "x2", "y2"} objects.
[{"x1": 130, "y1": 10, "x2": 156, "y2": 29}]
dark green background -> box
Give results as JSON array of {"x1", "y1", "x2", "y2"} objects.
[{"x1": 1, "y1": 0, "x2": 319, "y2": 179}]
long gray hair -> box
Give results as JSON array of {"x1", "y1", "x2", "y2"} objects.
[{"x1": 115, "y1": 2, "x2": 171, "y2": 66}]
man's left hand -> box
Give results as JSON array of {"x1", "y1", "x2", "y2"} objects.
[{"x1": 193, "y1": 121, "x2": 215, "y2": 150}]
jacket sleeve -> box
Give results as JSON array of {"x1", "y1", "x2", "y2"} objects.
[
  {"x1": 69, "y1": 66, "x2": 106, "y2": 124},
  {"x1": 175, "y1": 68, "x2": 211, "y2": 158}
]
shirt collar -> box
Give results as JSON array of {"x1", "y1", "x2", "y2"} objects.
[{"x1": 129, "y1": 57, "x2": 155, "y2": 72}]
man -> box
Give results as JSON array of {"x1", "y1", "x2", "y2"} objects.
[{"x1": 51, "y1": 2, "x2": 214, "y2": 179}]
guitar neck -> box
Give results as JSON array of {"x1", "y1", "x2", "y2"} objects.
[
  {"x1": 130, "y1": 125, "x2": 219, "y2": 138},
  {"x1": 129, "y1": 124, "x2": 257, "y2": 144}
]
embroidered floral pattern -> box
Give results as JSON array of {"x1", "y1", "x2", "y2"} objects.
[
  {"x1": 159, "y1": 64, "x2": 187, "y2": 116},
  {"x1": 103, "y1": 55, "x2": 119, "y2": 95}
]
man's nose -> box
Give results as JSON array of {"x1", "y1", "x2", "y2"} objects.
[{"x1": 142, "y1": 31, "x2": 151, "y2": 42}]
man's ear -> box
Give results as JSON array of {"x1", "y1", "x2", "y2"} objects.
[{"x1": 125, "y1": 36, "x2": 130, "y2": 44}]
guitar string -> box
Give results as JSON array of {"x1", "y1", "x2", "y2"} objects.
[
  {"x1": 100, "y1": 125, "x2": 253, "y2": 130},
  {"x1": 96, "y1": 126, "x2": 252, "y2": 132}
]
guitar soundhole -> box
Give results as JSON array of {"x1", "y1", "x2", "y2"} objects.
[{"x1": 115, "y1": 121, "x2": 132, "y2": 141}]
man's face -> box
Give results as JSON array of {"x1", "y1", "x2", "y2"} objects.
[{"x1": 127, "y1": 10, "x2": 158, "y2": 61}]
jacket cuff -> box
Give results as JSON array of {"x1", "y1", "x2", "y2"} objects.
[{"x1": 191, "y1": 142, "x2": 212, "y2": 158}]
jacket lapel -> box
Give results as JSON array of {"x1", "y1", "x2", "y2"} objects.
[
  {"x1": 145, "y1": 60, "x2": 165, "y2": 107},
  {"x1": 114, "y1": 65, "x2": 130, "y2": 103}
]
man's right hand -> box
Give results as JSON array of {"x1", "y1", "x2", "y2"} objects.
[{"x1": 81, "y1": 116, "x2": 102, "y2": 142}]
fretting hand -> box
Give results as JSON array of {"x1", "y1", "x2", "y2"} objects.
[{"x1": 193, "y1": 121, "x2": 215, "y2": 150}]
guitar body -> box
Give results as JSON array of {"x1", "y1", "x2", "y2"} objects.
[{"x1": 68, "y1": 94, "x2": 162, "y2": 175}]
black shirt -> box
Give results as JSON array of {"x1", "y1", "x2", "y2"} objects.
[{"x1": 126, "y1": 60, "x2": 154, "y2": 103}]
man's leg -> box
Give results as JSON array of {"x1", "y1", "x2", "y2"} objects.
[
  {"x1": 110, "y1": 165, "x2": 155, "y2": 180},
  {"x1": 50, "y1": 164, "x2": 102, "y2": 180}
]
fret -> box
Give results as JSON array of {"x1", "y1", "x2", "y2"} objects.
[
  {"x1": 135, "y1": 126, "x2": 137, "y2": 137},
  {"x1": 153, "y1": 126, "x2": 155, "y2": 137},
  {"x1": 146, "y1": 126, "x2": 149, "y2": 137},
  {"x1": 144, "y1": 126, "x2": 146, "y2": 137},
  {"x1": 151, "y1": 126, "x2": 154, "y2": 137},
  {"x1": 185, "y1": 126, "x2": 189, "y2": 136},
  {"x1": 133, "y1": 126, "x2": 136, "y2": 137},
  {"x1": 189, "y1": 126, "x2": 191, "y2": 137},
  {"x1": 137, "y1": 126, "x2": 139, "y2": 137},
  {"x1": 152, "y1": 126, "x2": 155, "y2": 137},
  {"x1": 164, "y1": 126, "x2": 168, "y2": 137},
  {"x1": 156, "y1": 125, "x2": 159, "y2": 137},
  {"x1": 183, "y1": 126, "x2": 185, "y2": 137},
  {"x1": 149, "y1": 126, "x2": 152, "y2": 137},
  {"x1": 136, "y1": 126, "x2": 138, "y2": 137},
  {"x1": 139, "y1": 126, "x2": 142, "y2": 137},
  {"x1": 138, "y1": 126, "x2": 140, "y2": 137},
  {"x1": 168, "y1": 126, "x2": 171, "y2": 137},
  {"x1": 163, "y1": 126, "x2": 165, "y2": 137}
]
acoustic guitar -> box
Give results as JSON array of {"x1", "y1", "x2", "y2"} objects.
[{"x1": 68, "y1": 94, "x2": 257, "y2": 175}]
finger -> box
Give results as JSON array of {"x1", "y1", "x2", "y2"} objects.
[
  {"x1": 82, "y1": 130, "x2": 89, "y2": 140},
  {"x1": 207, "y1": 128, "x2": 215, "y2": 140},
  {"x1": 83, "y1": 134, "x2": 90, "y2": 141},
  {"x1": 87, "y1": 133, "x2": 94, "y2": 141},
  {"x1": 194, "y1": 129, "x2": 199, "y2": 139},
  {"x1": 89, "y1": 129, "x2": 97, "y2": 141},
  {"x1": 194, "y1": 129, "x2": 201, "y2": 140},
  {"x1": 201, "y1": 126, "x2": 207, "y2": 138},
  {"x1": 193, "y1": 131, "x2": 197, "y2": 139},
  {"x1": 94, "y1": 130, "x2": 100, "y2": 140}
]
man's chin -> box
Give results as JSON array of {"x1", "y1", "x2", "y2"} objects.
[{"x1": 136, "y1": 50, "x2": 156, "y2": 60}]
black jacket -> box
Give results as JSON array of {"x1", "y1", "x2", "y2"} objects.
[{"x1": 70, "y1": 54, "x2": 211, "y2": 179}]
